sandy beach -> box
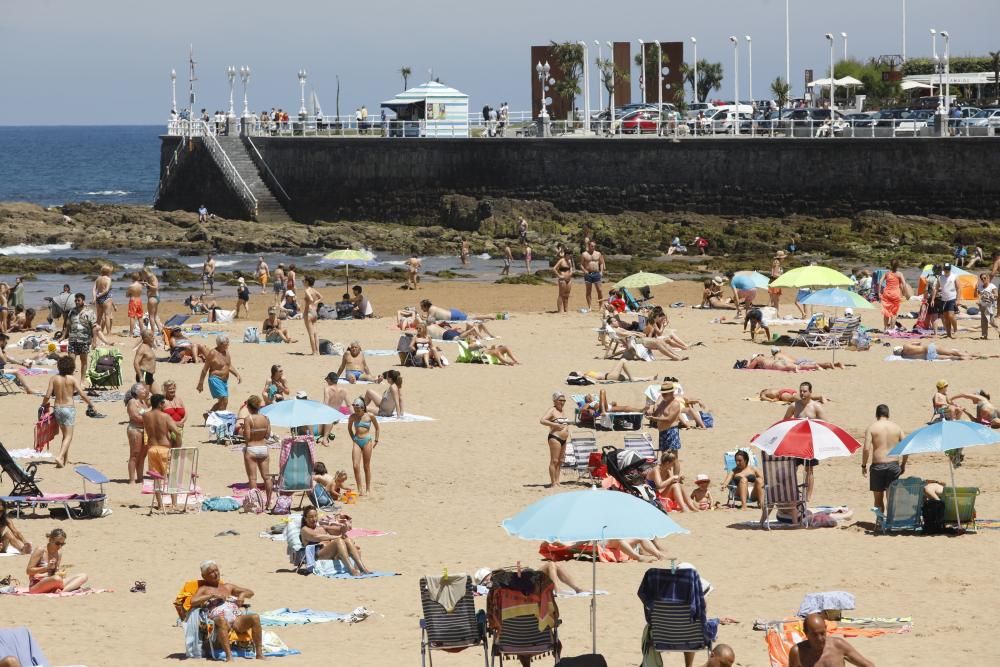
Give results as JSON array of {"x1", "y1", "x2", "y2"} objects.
[{"x1": 2, "y1": 278, "x2": 997, "y2": 666}]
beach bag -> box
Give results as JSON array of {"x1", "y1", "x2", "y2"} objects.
[
  {"x1": 318, "y1": 339, "x2": 336, "y2": 355},
  {"x1": 242, "y1": 488, "x2": 267, "y2": 514},
  {"x1": 922, "y1": 498, "x2": 946, "y2": 534},
  {"x1": 96, "y1": 353, "x2": 117, "y2": 372},
  {"x1": 201, "y1": 497, "x2": 240, "y2": 512},
  {"x1": 700, "y1": 411, "x2": 714, "y2": 428},
  {"x1": 271, "y1": 495, "x2": 293, "y2": 515},
  {"x1": 34, "y1": 409, "x2": 58, "y2": 452},
  {"x1": 243, "y1": 327, "x2": 260, "y2": 344}
]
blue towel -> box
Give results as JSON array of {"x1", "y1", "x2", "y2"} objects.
[
  {"x1": 259, "y1": 608, "x2": 348, "y2": 626},
  {"x1": 0, "y1": 627, "x2": 49, "y2": 667},
  {"x1": 312, "y1": 558, "x2": 398, "y2": 579}
]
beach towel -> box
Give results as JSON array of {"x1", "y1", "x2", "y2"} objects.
[
  {"x1": 201, "y1": 497, "x2": 240, "y2": 512},
  {"x1": 375, "y1": 413, "x2": 434, "y2": 423},
  {"x1": 7, "y1": 448, "x2": 54, "y2": 461},
  {"x1": 975, "y1": 519, "x2": 1000, "y2": 530},
  {"x1": 0, "y1": 627, "x2": 49, "y2": 667},
  {"x1": 89, "y1": 391, "x2": 127, "y2": 403},
  {"x1": 312, "y1": 559, "x2": 399, "y2": 579},
  {"x1": 258, "y1": 527, "x2": 392, "y2": 542},
  {"x1": 555, "y1": 590, "x2": 608, "y2": 598},
  {"x1": 4, "y1": 587, "x2": 112, "y2": 597},
  {"x1": 363, "y1": 349, "x2": 399, "y2": 357},
  {"x1": 884, "y1": 355, "x2": 952, "y2": 362},
  {"x1": 259, "y1": 608, "x2": 349, "y2": 626},
  {"x1": 336, "y1": 379, "x2": 374, "y2": 385}
]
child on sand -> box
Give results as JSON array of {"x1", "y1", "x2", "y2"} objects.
[
  {"x1": 313, "y1": 462, "x2": 352, "y2": 501},
  {"x1": 690, "y1": 474, "x2": 713, "y2": 510}
]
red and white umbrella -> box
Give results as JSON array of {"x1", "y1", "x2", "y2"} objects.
[{"x1": 751, "y1": 418, "x2": 861, "y2": 460}]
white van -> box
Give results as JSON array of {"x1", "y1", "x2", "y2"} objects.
[{"x1": 689, "y1": 104, "x2": 754, "y2": 134}]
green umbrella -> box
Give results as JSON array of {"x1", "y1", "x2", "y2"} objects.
[
  {"x1": 769, "y1": 265, "x2": 852, "y2": 289},
  {"x1": 322, "y1": 249, "x2": 376, "y2": 290},
  {"x1": 614, "y1": 271, "x2": 673, "y2": 289}
]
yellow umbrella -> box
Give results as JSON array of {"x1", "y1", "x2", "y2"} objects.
[
  {"x1": 769, "y1": 265, "x2": 852, "y2": 289},
  {"x1": 614, "y1": 272, "x2": 673, "y2": 289},
  {"x1": 322, "y1": 249, "x2": 376, "y2": 290}
]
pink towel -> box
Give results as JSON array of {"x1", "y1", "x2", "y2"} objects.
[
  {"x1": 9, "y1": 587, "x2": 112, "y2": 597},
  {"x1": 346, "y1": 528, "x2": 393, "y2": 538}
]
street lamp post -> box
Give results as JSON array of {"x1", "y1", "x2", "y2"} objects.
[
  {"x1": 729, "y1": 36, "x2": 739, "y2": 134},
  {"x1": 825, "y1": 33, "x2": 835, "y2": 113},
  {"x1": 654, "y1": 40, "x2": 662, "y2": 113},
  {"x1": 785, "y1": 0, "x2": 791, "y2": 101},
  {"x1": 595, "y1": 41, "x2": 603, "y2": 113},
  {"x1": 170, "y1": 68, "x2": 177, "y2": 115},
  {"x1": 535, "y1": 61, "x2": 552, "y2": 137},
  {"x1": 745, "y1": 35, "x2": 753, "y2": 104},
  {"x1": 638, "y1": 39, "x2": 646, "y2": 105},
  {"x1": 239, "y1": 66, "x2": 251, "y2": 118},
  {"x1": 578, "y1": 41, "x2": 590, "y2": 134},
  {"x1": 297, "y1": 69, "x2": 308, "y2": 118},
  {"x1": 841, "y1": 32, "x2": 848, "y2": 60},
  {"x1": 226, "y1": 66, "x2": 236, "y2": 117},
  {"x1": 902, "y1": 0, "x2": 907, "y2": 61},
  {"x1": 941, "y1": 31, "x2": 951, "y2": 110},
  {"x1": 607, "y1": 41, "x2": 616, "y2": 130},
  {"x1": 931, "y1": 30, "x2": 941, "y2": 110},
  {"x1": 691, "y1": 37, "x2": 698, "y2": 104}
]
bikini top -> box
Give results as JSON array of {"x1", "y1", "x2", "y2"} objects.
[
  {"x1": 355, "y1": 417, "x2": 372, "y2": 430},
  {"x1": 163, "y1": 406, "x2": 186, "y2": 422},
  {"x1": 245, "y1": 414, "x2": 269, "y2": 441}
]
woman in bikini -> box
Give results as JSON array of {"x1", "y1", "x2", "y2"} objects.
[
  {"x1": 540, "y1": 392, "x2": 570, "y2": 488},
  {"x1": 302, "y1": 276, "x2": 324, "y2": 356},
  {"x1": 162, "y1": 380, "x2": 187, "y2": 445},
  {"x1": 347, "y1": 398, "x2": 380, "y2": 496},
  {"x1": 126, "y1": 273, "x2": 144, "y2": 336},
  {"x1": 26, "y1": 528, "x2": 88, "y2": 594},
  {"x1": 644, "y1": 307, "x2": 691, "y2": 350},
  {"x1": 552, "y1": 246, "x2": 573, "y2": 313},
  {"x1": 410, "y1": 324, "x2": 443, "y2": 368},
  {"x1": 299, "y1": 506, "x2": 370, "y2": 576},
  {"x1": 360, "y1": 369, "x2": 404, "y2": 417},
  {"x1": 141, "y1": 266, "x2": 163, "y2": 338},
  {"x1": 125, "y1": 383, "x2": 150, "y2": 484},
  {"x1": 93, "y1": 264, "x2": 114, "y2": 334},
  {"x1": 242, "y1": 395, "x2": 273, "y2": 509},
  {"x1": 262, "y1": 364, "x2": 290, "y2": 405}
]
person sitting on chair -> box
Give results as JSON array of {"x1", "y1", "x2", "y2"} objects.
[
  {"x1": 720, "y1": 450, "x2": 762, "y2": 509},
  {"x1": 188, "y1": 560, "x2": 264, "y2": 661}
]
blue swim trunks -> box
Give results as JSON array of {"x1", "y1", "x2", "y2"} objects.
[
  {"x1": 345, "y1": 370, "x2": 363, "y2": 381},
  {"x1": 584, "y1": 271, "x2": 602, "y2": 284},
  {"x1": 658, "y1": 427, "x2": 681, "y2": 451},
  {"x1": 442, "y1": 329, "x2": 460, "y2": 341},
  {"x1": 208, "y1": 375, "x2": 229, "y2": 399},
  {"x1": 926, "y1": 342, "x2": 938, "y2": 361},
  {"x1": 450, "y1": 309, "x2": 468, "y2": 321}
]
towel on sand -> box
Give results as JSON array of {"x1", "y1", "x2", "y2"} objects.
[
  {"x1": 7, "y1": 449, "x2": 54, "y2": 461},
  {"x1": 259, "y1": 608, "x2": 349, "y2": 626},
  {"x1": 313, "y1": 559, "x2": 399, "y2": 579},
  {"x1": 3, "y1": 587, "x2": 111, "y2": 597},
  {"x1": 884, "y1": 354, "x2": 952, "y2": 362},
  {"x1": 375, "y1": 413, "x2": 434, "y2": 423}
]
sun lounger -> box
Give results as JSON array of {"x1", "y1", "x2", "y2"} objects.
[
  {"x1": 419, "y1": 575, "x2": 488, "y2": 667},
  {"x1": 277, "y1": 437, "x2": 316, "y2": 510},
  {"x1": 872, "y1": 477, "x2": 924, "y2": 534},
  {"x1": 0, "y1": 441, "x2": 42, "y2": 497}
]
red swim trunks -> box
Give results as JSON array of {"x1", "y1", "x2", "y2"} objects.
[{"x1": 127, "y1": 298, "x2": 144, "y2": 319}]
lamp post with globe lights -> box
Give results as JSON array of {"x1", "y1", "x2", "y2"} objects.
[
  {"x1": 226, "y1": 66, "x2": 236, "y2": 118},
  {"x1": 578, "y1": 41, "x2": 590, "y2": 134},
  {"x1": 239, "y1": 66, "x2": 251, "y2": 118},
  {"x1": 691, "y1": 37, "x2": 698, "y2": 104},
  {"x1": 825, "y1": 33, "x2": 835, "y2": 114},
  {"x1": 729, "y1": 36, "x2": 739, "y2": 134},
  {"x1": 535, "y1": 61, "x2": 553, "y2": 137},
  {"x1": 297, "y1": 69, "x2": 308, "y2": 119},
  {"x1": 170, "y1": 69, "x2": 177, "y2": 116}
]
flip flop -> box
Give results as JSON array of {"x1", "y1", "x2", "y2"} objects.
[{"x1": 130, "y1": 580, "x2": 146, "y2": 593}]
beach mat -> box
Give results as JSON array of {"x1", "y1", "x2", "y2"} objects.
[
  {"x1": 8, "y1": 449, "x2": 54, "y2": 461},
  {"x1": 364, "y1": 349, "x2": 398, "y2": 357},
  {"x1": 555, "y1": 589, "x2": 608, "y2": 598},
  {"x1": 164, "y1": 314, "x2": 189, "y2": 327},
  {"x1": 312, "y1": 559, "x2": 399, "y2": 579},
  {"x1": 336, "y1": 379, "x2": 374, "y2": 385},
  {"x1": 975, "y1": 519, "x2": 1000, "y2": 530},
  {"x1": 258, "y1": 528, "x2": 393, "y2": 542},
  {"x1": 259, "y1": 608, "x2": 350, "y2": 626},
  {"x1": 884, "y1": 355, "x2": 952, "y2": 362},
  {"x1": 376, "y1": 414, "x2": 434, "y2": 423},
  {"x1": 3, "y1": 587, "x2": 112, "y2": 598}
]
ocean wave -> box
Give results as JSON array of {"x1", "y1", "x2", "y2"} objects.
[
  {"x1": 0, "y1": 242, "x2": 73, "y2": 256},
  {"x1": 381, "y1": 260, "x2": 406, "y2": 266},
  {"x1": 84, "y1": 190, "x2": 132, "y2": 196},
  {"x1": 477, "y1": 253, "x2": 491, "y2": 260},
  {"x1": 185, "y1": 259, "x2": 240, "y2": 268}
]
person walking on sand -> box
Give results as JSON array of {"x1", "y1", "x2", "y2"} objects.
[
  {"x1": 552, "y1": 246, "x2": 573, "y2": 313},
  {"x1": 788, "y1": 612, "x2": 875, "y2": 667},
  {"x1": 460, "y1": 238, "x2": 470, "y2": 267},
  {"x1": 197, "y1": 334, "x2": 242, "y2": 416},
  {"x1": 202, "y1": 254, "x2": 216, "y2": 295},
  {"x1": 272, "y1": 263, "x2": 286, "y2": 304},
  {"x1": 125, "y1": 274, "x2": 144, "y2": 336},
  {"x1": 938, "y1": 262, "x2": 959, "y2": 338},
  {"x1": 141, "y1": 266, "x2": 163, "y2": 337},
  {"x1": 769, "y1": 250, "x2": 785, "y2": 315},
  {"x1": 41, "y1": 355, "x2": 99, "y2": 468},
  {"x1": 234, "y1": 277, "x2": 250, "y2": 320},
  {"x1": 404, "y1": 251, "x2": 422, "y2": 290},
  {"x1": 540, "y1": 392, "x2": 570, "y2": 488},
  {"x1": 862, "y1": 404, "x2": 906, "y2": 515},
  {"x1": 580, "y1": 241, "x2": 606, "y2": 312},
  {"x1": 92, "y1": 264, "x2": 114, "y2": 334},
  {"x1": 302, "y1": 276, "x2": 324, "y2": 355},
  {"x1": 255, "y1": 255, "x2": 269, "y2": 295},
  {"x1": 347, "y1": 398, "x2": 379, "y2": 496},
  {"x1": 880, "y1": 258, "x2": 909, "y2": 330},
  {"x1": 523, "y1": 242, "x2": 532, "y2": 274},
  {"x1": 976, "y1": 272, "x2": 999, "y2": 339}
]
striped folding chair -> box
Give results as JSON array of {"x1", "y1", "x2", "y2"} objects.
[
  {"x1": 758, "y1": 452, "x2": 808, "y2": 529},
  {"x1": 150, "y1": 447, "x2": 200, "y2": 514},
  {"x1": 490, "y1": 615, "x2": 560, "y2": 666},
  {"x1": 640, "y1": 567, "x2": 713, "y2": 663},
  {"x1": 419, "y1": 576, "x2": 488, "y2": 667},
  {"x1": 623, "y1": 432, "x2": 655, "y2": 460},
  {"x1": 487, "y1": 571, "x2": 561, "y2": 666},
  {"x1": 277, "y1": 437, "x2": 316, "y2": 509},
  {"x1": 566, "y1": 432, "x2": 598, "y2": 482}
]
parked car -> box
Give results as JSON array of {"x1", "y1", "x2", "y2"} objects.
[
  {"x1": 684, "y1": 102, "x2": 716, "y2": 119},
  {"x1": 617, "y1": 106, "x2": 682, "y2": 134},
  {"x1": 960, "y1": 108, "x2": 1000, "y2": 128},
  {"x1": 874, "y1": 108, "x2": 927, "y2": 134},
  {"x1": 777, "y1": 108, "x2": 848, "y2": 135},
  {"x1": 844, "y1": 112, "x2": 878, "y2": 128}
]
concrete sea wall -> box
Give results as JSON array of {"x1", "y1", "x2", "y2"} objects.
[{"x1": 158, "y1": 136, "x2": 1000, "y2": 223}]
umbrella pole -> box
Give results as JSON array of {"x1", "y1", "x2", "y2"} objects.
[
  {"x1": 346, "y1": 264, "x2": 350, "y2": 292},
  {"x1": 591, "y1": 539, "x2": 598, "y2": 654},
  {"x1": 948, "y1": 456, "x2": 963, "y2": 532}
]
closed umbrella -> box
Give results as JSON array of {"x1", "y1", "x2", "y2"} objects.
[
  {"x1": 769, "y1": 266, "x2": 853, "y2": 289},
  {"x1": 502, "y1": 487, "x2": 687, "y2": 653},
  {"x1": 615, "y1": 271, "x2": 673, "y2": 289},
  {"x1": 751, "y1": 418, "x2": 861, "y2": 460},
  {"x1": 260, "y1": 398, "x2": 345, "y2": 427},
  {"x1": 322, "y1": 249, "x2": 376, "y2": 291},
  {"x1": 888, "y1": 420, "x2": 1000, "y2": 530}
]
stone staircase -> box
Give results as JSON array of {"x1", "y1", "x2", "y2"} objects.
[{"x1": 214, "y1": 135, "x2": 293, "y2": 223}]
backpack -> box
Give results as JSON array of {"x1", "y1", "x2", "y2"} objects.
[
  {"x1": 96, "y1": 353, "x2": 118, "y2": 371},
  {"x1": 242, "y1": 488, "x2": 266, "y2": 514},
  {"x1": 922, "y1": 498, "x2": 946, "y2": 534},
  {"x1": 271, "y1": 495, "x2": 293, "y2": 515},
  {"x1": 243, "y1": 327, "x2": 260, "y2": 344}
]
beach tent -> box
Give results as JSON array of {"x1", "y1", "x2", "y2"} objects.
[
  {"x1": 380, "y1": 81, "x2": 469, "y2": 137},
  {"x1": 917, "y1": 265, "x2": 977, "y2": 300}
]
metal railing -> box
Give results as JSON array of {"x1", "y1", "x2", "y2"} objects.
[
  {"x1": 244, "y1": 135, "x2": 291, "y2": 203},
  {"x1": 189, "y1": 121, "x2": 259, "y2": 218}
]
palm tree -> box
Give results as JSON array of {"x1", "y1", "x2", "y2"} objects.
[
  {"x1": 990, "y1": 51, "x2": 1000, "y2": 104},
  {"x1": 596, "y1": 58, "x2": 630, "y2": 111},
  {"x1": 683, "y1": 60, "x2": 723, "y2": 103},
  {"x1": 770, "y1": 77, "x2": 791, "y2": 109},
  {"x1": 400, "y1": 66, "x2": 412, "y2": 91}
]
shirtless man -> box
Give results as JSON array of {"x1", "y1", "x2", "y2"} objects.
[
  {"x1": 892, "y1": 341, "x2": 986, "y2": 361},
  {"x1": 92, "y1": 264, "x2": 114, "y2": 334},
  {"x1": 255, "y1": 255, "x2": 269, "y2": 294},
  {"x1": 862, "y1": 404, "x2": 907, "y2": 514},
  {"x1": 0, "y1": 333, "x2": 38, "y2": 395},
  {"x1": 63, "y1": 292, "x2": 111, "y2": 383},
  {"x1": 302, "y1": 276, "x2": 324, "y2": 356},
  {"x1": 336, "y1": 341, "x2": 374, "y2": 383},
  {"x1": 144, "y1": 393, "x2": 183, "y2": 507},
  {"x1": 404, "y1": 251, "x2": 422, "y2": 290},
  {"x1": 141, "y1": 267, "x2": 162, "y2": 337},
  {"x1": 649, "y1": 381, "x2": 683, "y2": 468},
  {"x1": 783, "y1": 382, "x2": 827, "y2": 420},
  {"x1": 460, "y1": 237, "x2": 470, "y2": 266},
  {"x1": 580, "y1": 241, "x2": 606, "y2": 311},
  {"x1": 189, "y1": 560, "x2": 264, "y2": 661},
  {"x1": 272, "y1": 264, "x2": 286, "y2": 304},
  {"x1": 701, "y1": 644, "x2": 736, "y2": 667},
  {"x1": 788, "y1": 612, "x2": 874, "y2": 667},
  {"x1": 321, "y1": 372, "x2": 350, "y2": 442},
  {"x1": 197, "y1": 334, "x2": 242, "y2": 415},
  {"x1": 133, "y1": 330, "x2": 157, "y2": 391},
  {"x1": 202, "y1": 254, "x2": 216, "y2": 295},
  {"x1": 41, "y1": 355, "x2": 98, "y2": 468},
  {"x1": 125, "y1": 274, "x2": 144, "y2": 336},
  {"x1": 501, "y1": 243, "x2": 513, "y2": 277}
]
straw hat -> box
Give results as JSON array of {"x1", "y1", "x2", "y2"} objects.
[
  {"x1": 237, "y1": 277, "x2": 246, "y2": 284},
  {"x1": 936, "y1": 379, "x2": 949, "y2": 390},
  {"x1": 711, "y1": 276, "x2": 724, "y2": 286},
  {"x1": 774, "y1": 250, "x2": 787, "y2": 259},
  {"x1": 660, "y1": 381, "x2": 675, "y2": 394}
]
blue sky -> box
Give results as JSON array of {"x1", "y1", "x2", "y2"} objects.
[{"x1": 1, "y1": 0, "x2": 997, "y2": 125}]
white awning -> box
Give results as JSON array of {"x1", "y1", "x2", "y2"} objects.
[{"x1": 901, "y1": 80, "x2": 933, "y2": 90}]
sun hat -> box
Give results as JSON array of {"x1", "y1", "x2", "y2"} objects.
[
  {"x1": 352, "y1": 398, "x2": 365, "y2": 407},
  {"x1": 774, "y1": 250, "x2": 787, "y2": 259},
  {"x1": 660, "y1": 381, "x2": 675, "y2": 394},
  {"x1": 844, "y1": 307, "x2": 854, "y2": 316},
  {"x1": 712, "y1": 276, "x2": 724, "y2": 286},
  {"x1": 936, "y1": 379, "x2": 949, "y2": 390},
  {"x1": 892, "y1": 346, "x2": 903, "y2": 355},
  {"x1": 695, "y1": 474, "x2": 710, "y2": 483},
  {"x1": 237, "y1": 277, "x2": 246, "y2": 284}
]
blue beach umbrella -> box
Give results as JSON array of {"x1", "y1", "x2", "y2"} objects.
[
  {"x1": 260, "y1": 399, "x2": 345, "y2": 427},
  {"x1": 800, "y1": 288, "x2": 874, "y2": 310},
  {"x1": 502, "y1": 487, "x2": 687, "y2": 653},
  {"x1": 732, "y1": 271, "x2": 770, "y2": 290},
  {"x1": 888, "y1": 420, "x2": 1000, "y2": 530}
]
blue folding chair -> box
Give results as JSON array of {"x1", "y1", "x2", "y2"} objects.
[{"x1": 872, "y1": 477, "x2": 925, "y2": 534}]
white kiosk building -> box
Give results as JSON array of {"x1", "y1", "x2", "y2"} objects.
[{"x1": 380, "y1": 81, "x2": 469, "y2": 138}]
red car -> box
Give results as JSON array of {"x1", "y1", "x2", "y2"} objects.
[{"x1": 618, "y1": 108, "x2": 663, "y2": 134}]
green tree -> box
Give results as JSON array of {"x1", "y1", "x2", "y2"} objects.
[
  {"x1": 596, "y1": 57, "x2": 630, "y2": 110},
  {"x1": 548, "y1": 41, "x2": 584, "y2": 119},
  {"x1": 834, "y1": 58, "x2": 902, "y2": 109},
  {"x1": 770, "y1": 77, "x2": 791, "y2": 108},
  {"x1": 400, "y1": 66, "x2": 412, "y2": 90},
  {"x1": 682, "y1": 60, "x2": 723, "y2": 103}
]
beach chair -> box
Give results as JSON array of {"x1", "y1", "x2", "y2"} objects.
[
  {"x1": 149, "y1": 447, "x2": 200, "y2": 514},
  {"x1": 277, "y1": 436, "x2": 316, "y2": 509},
  {"x1": 871, "y1": 477, "x2": 924, "y2": 534},
  {"x1": 943, "y1": 487, "x2": 980, "y2": 531},
  {"x1": 419, "y1": 575, "x2": 489, "y2": 667},
  {"x1": 0, "y1": 441, "x2": 42, "y2": 497},
  {"x1": 623, "y1": 432, "x2": 655, "y2": 460},
  {"x1": 284, "y1": 513, "x2": 318, "y2": 573},
  {"x1": 87, "y1": 347, "x2": 123, "y2": 389},
  {"x1": 620, "y1": 287, "x2": 649, "y2": 312},
  {"x1": 759, "y1": 452, "x2": 808, "y2": 529},
  {"x1": 456, "y1": 340, "x2": 499, "y2": 365},
  {"x1": 563, "y1": 431, "x2": 598, "y2": 482},
  {"x1": 723, "y1": 449, "x2": 760, "y2": 506},
  {"x1": 174, "y1": 579, "x2": 257, "y2": 660},
  {"x1": 205, "y1": 411, "x2": 238, "y2": 444},
  {"x1": 396, "y1": 333, "x2": 416, "y2": 367},
  {"x1": 638, "y1": 566, "x2": 714, "y2": 663},
  {"x1": 806, "y1": 317, "x2": 860, "y2": 350},
  {"x1": 0, "y1": 370, "x2": 22, "y2": 396},
  {"x1": 789, "y1": 315, "x2": 823, "y2": 347},
  {"x1": 486, "y1": 568, "x2": 561, "y2": 666},
  {"x1": 0, "y1": 453, "x2": 107, "y2": 520}
]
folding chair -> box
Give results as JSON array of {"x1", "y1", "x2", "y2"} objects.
[
  {"x1": 0, "y1": 372, "x2": 23, "y2": 396},
  {"x1": 277, "y1": 436, "x2": 316, "y2": 509},
  {"x1": 0, "y1": 441, "x2": 42, "y2": 497},
  {"x1": 174, "y1": 580, "x2": 257, "y2": 659},
  {"x1": 872, "y1": 477, "x2": 924, "y2": 534},
  {"x1": 397, "y1": 333, "x2": 416, "y2": 367},
  {"x1": 564, "y1": 431, "x2": 598, "y2": 482},
  {"x1": 486, "y1": 569, "x2": 561, "y2": 666},
  {"x1": 723, "y1": 449, "x2": 760, "y2": 506},
  {"x1": 149, "y1": 447, "x2": 200, "y2": 514},
  {"x1": 638, "y1": 566, "x2": 713, "y2": 663},
  {"x1": 759, "y1": 452, "x2": 809, "y2": 529},
  {"x1": 789, "y1": 314, "x2": 823, "y2": 347},
  {"x1": 419, "y1": 575, "x2": 488, "y2": 667},
  {"x1": 623, "y1": 432, "x2": 655, "y2": 460}
]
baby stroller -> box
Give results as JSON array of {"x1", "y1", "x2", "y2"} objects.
[{"x1": 601, "y1": 445, "x2": 663, "y2": 513}]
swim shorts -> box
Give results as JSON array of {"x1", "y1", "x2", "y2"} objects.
[
  {"x1": 208, "y1": 375, "x2": 229, "y2": 399},
  {"x1": 53, "y1": 406, "x2": 76, "y2": 427},
  {"x1": 137, "y1": 371, "x2": 154, "y2": 386},
  {"x1": 658, "y1": 426, "x2": 681, "y2": 451},
  {"x1": 345, "y1": 370, "x2": 363, "y2": 382},
  {"x1": 926, "y1": 343, "x2": 938, "y2": 361},
  {"x1": 584, "y1": 271, "x2": 602, "y2": 284},
  {"x1": 127, "y1": 298, "x2": 144, "y2": 319},
  {"x1": 869, "y1": 461, "x2": 902, "y2": 491},
  {"x1": 442, "y1": 329, "x2": 460, "y2": 341},
  {"x1": 67, "y1": 340, "x2": 90, "y2": 357},
  {"x1": 941, "y1": 299, "x2": 957, "y2": 313},
  {"x1": 449, "y1": 309, "x2": 468, "y2": 321}
]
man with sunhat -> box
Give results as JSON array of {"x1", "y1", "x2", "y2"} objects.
[{"x1": 649, "y1": 381, "x2": 683, "y2": 467}]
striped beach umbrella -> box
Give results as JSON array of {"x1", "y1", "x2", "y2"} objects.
[{"x1": 751, "y1": 418, "x2": 861, "y2": 460}]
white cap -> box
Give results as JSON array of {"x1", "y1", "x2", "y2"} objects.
[
  {"x1": 473, "y1": 567, "x2": 492, "y2": 585},
  {"x1": 295, "y1": 390, "x2": 308, "y2": 399},
  {"x1": 695, "y1": 474, "x2": 710, "y2": 483},
  {"x1": 844, "y1": 307, "x2": 854, "y2": 316}
]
